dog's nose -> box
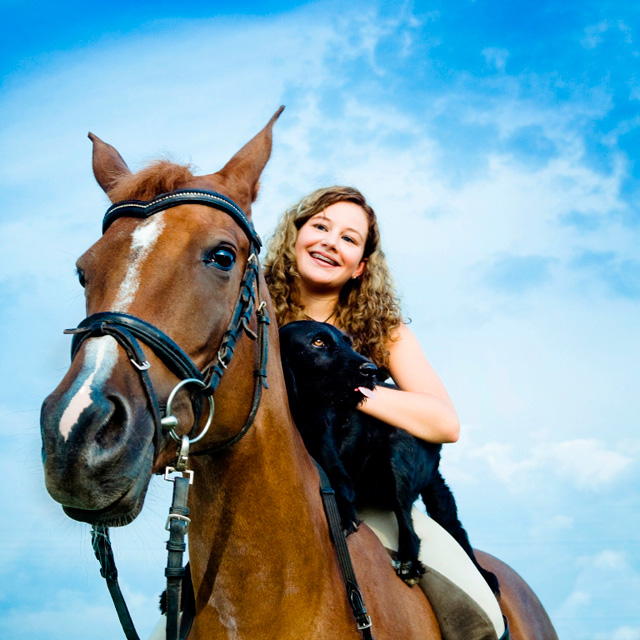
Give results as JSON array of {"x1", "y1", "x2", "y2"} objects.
[{"x1": 360, "y1": 362, "x2": 378, "y2": 377}]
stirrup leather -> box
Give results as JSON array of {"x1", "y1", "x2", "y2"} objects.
[{"x1": 498, "y1": 616, "x2": 510, "y2": 640}]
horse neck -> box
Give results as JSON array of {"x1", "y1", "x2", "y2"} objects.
[{"x1": 186, "y1": 332, "x2": 333, "y2": 611}]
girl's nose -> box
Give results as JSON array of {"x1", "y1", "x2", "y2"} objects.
[{"x1": 321, "y1": 232, "x2": 339, "y2": 250}]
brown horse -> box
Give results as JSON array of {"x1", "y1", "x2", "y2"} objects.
[{"x1": 40, "y1": 109, "x2": 558, "y2": 640}]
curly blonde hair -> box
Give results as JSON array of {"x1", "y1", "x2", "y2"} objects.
[{"x1": 263, "y1": 186, "x2": 403, "y2": 369}]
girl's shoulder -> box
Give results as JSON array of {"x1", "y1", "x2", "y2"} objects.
[
  {"x1": 385, "y1": 323, "x2": 453, "y2": 402},
  {"x1": 388, "y1": 321, "x2": 418, "y2": 347}
]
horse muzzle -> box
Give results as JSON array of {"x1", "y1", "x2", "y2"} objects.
[{"x1": 40, "y1": 381, "x2": 156, "y2": 525}]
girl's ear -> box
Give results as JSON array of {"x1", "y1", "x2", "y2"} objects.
[{"x1": 353, "y1": 258, "x2": 367, "y2": 279}]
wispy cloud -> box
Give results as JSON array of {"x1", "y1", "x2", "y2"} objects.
[
  {"x1": 571, "y1": 250, "x2": 640, "y2": 299},
  {"x1": 546, "y1": 440, "x2": 634, "y2": 489},
  {"x1": 482, "y1": 47, "x2": 509, "y2": 72},
  {"x1": 581, "y1": 21, "x2": 611, "y2": 50},
  {"x1": 481, "y1": 254, "x2": 554, "y2": 294},
  {"x1": 2, "y1": 3, "x2": 639, "y2": 639},
  {"x1": 455, "y1": 437, "x2": 634, "y2": 492},
  {"x1": 555, "y1": 549, "x2": 640, "y2": 638}
]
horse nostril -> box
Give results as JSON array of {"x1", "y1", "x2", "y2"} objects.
[
  {"x1": 360, "y1": 362, "x2": 378, "y2": 376},
  {"x1": 95, "y1": 395, "x2": 129, "y2": 449}
]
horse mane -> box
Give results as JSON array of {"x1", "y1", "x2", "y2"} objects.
[{"x1": 108, "y1": 160, "x2": 197, "y2": 202}]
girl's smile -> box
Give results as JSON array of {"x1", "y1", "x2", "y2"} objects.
[{"x1": 295, "y1": 201, "x2": 369, "y2": 293}]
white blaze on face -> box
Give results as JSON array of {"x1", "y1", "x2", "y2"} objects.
[
  {"x1": 58, "y1": 336, "x2": 119, "y2": 440},
  {"x1": 113, "y1": 214, "x2": 167, "y2": 311},
  {"x1": 58, "y1": 214, "x2": 167, "y2": 440}
]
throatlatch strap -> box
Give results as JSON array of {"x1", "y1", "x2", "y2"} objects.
[{"x1": 314, "y1": 462, "x2": 374, "y2": 640}]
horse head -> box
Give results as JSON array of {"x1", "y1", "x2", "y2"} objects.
[{"x1": 40, "y1": 108, "x2": 283, "y2": 527}]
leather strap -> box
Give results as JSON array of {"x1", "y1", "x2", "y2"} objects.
[
  {"x1": 103, "y1": 189, "x2": 261, "y2": 249},
  {"x1": 165, "y1": 475, "x2": 191, "y2": 640},
  {"x1": 314, "y1": 462, "x2": 374, "y2": 640},
  {"x1": 91, "y1": 526, "x2": 141, "y2": 640},
  {"x1": 67, "y1": 313, "x2": 203, "y2": 382}
]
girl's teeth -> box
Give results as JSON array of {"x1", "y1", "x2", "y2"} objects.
[{"x1": 312, "y1": 253, "x2": 336, "y2": 265}]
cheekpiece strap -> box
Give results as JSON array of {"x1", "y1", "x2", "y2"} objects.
[{"x1": 102, "y1": 189, "x2": 261, "y2": 249}]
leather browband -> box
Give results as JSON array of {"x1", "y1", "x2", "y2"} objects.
[{"x1": 102, "y1": 189, "x2": 261, "y2": 248}]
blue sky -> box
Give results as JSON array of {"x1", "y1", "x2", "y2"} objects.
[{"x1": 1, "y1": 2, "x2": 639, "y2": 639}]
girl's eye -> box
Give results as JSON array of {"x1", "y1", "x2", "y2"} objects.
[
  {"x1": 343, "y1": 236, "x2": 356, "y2": 244},
  {"x1": 314, "y1": 223, "x2": 328, "y2": 231},
  {"x1": 205, "y1": 247, "x2": 236, "y2": 271},
  {"x1": 76, "y1": 268, "x2": 86, "y2": 288},
  {"x1": 312, "y1": 338, "x2": 325, "y2": 348}
]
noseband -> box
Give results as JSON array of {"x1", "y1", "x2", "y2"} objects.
[{"x1": 65, "y1": 190, "x2": 270, "y2": 640}]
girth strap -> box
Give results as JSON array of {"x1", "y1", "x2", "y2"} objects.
[{"x1": 314, "y1": 462, "x2": 374, "y2": 640}]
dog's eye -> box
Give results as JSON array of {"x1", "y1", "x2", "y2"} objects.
[{"x1": 312, "y1": 338, "x2": 325, "y2": 348}]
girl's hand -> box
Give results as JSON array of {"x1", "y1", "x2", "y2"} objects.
[{"x1": 357, "y1": 323, "x2": 460, "y2": 444}]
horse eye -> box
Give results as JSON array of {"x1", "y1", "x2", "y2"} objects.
[
  {"x1": 76, "y1": 268, "x2": 86, "y2": 288},
  {"x1": 206, "y1": 248, "x2": 235, "y2": 271},
  {"x1": 312, "y1": 338, "x2": 325, "y2": 347}
]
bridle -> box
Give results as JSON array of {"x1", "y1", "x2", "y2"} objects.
[
  {"x1": 65, "y1": 189, "x2": 270, "y2": 640},
  {"x1": 66, "y1": 189, "x2": 269, "y2": 458}
]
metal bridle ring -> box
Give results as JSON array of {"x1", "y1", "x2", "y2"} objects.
[{"x1": 161, "y1": 378, "x2": 214, "y2": 444}]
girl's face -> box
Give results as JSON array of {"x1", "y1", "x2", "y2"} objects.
[{"x1": 295, "y1": 201, "x2": 369, "y2": 293}]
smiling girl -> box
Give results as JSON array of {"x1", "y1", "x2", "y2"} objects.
[{"x1": 264, "y1": 186, "x2": 508, "y2": 640}]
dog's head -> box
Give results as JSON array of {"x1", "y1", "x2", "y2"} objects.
[{"x1": 279, "y1": 321, "x2": 378, "y2": 413}]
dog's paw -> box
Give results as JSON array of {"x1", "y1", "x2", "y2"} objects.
[
  {"x1": 480, "y1": 567, "x2": 501, "y2": 596},
  {"x1": 392, "y1": 558, "x2": 426, "y2": 585},
  {"x1": 343, "y1": 519, "x2": 359, "y2": 536}
]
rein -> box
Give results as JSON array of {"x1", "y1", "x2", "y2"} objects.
[{"x1": 68, "y1": 188, "x2": 373, "y2": 640}]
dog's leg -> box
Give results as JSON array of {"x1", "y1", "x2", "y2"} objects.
[
  {"x1": 319, "y1": 422, "x2": 359, "y2": 534},
  {"x1": 393, "y1": 504, "x2": 427, "y2": 585},
  {"x1": 389, "y1": 452, "x2": 426, "y2": 585},
  {"x1": 421, "y1": 471, "x2": 500, "y2": 595}
]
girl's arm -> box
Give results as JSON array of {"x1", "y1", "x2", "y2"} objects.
[{"x1": 357, "y1": 323, "x2": 460, "y2": 443}]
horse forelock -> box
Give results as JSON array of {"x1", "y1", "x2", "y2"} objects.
[{"x1": 108, "y1": 160, "x2": 197, "y2": 202}]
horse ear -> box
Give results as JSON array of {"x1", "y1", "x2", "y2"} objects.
[
  {"x1": 88, "y1": 132, "x2": 131, "y2": 199},
  {"x1": 209, "y1": 106, "x2": 284, "y2": 216}
]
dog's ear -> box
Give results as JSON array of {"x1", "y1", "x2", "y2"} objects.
[
  {"x1": 281, "y1": 359, "x2": 298, "y2": 410},
  {"x1": 279, "y1": 346, "x2": 299, "y2": 411}
]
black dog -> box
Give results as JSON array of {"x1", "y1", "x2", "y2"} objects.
[{"x1": 279, "y1": 320, "x2": 499, "y2": 591}]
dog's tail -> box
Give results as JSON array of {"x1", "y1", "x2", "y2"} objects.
[{"x1": 420, "y1": 471, "x2": 501, "y2": 595}]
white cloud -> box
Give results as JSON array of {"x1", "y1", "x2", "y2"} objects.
[
  {"x1": 530, "y1": 514, "x2": 573, "y2": 539},
  {"x1": 554, "y1": 549, "x2": 640, "y2": 639},
  {"x1": 467, "y1": 438, "x2": 634, "y2": 491},
  {"x1": 581, "y1": 21, "x2": 610, "y2": 50},
  {"x1": 546, "y1": 440, "x2": 634, "y2": 490},
  {"x1": 595, "y1": 626, "x2": 640, "y2": 640},
  {"x1": 482, "y1": 47, "x2": 509, "y2": 72}
]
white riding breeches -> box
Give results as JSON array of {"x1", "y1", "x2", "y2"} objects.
[{"x1": 359, "y1": 507, "x2": 505, "y2": 638}]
